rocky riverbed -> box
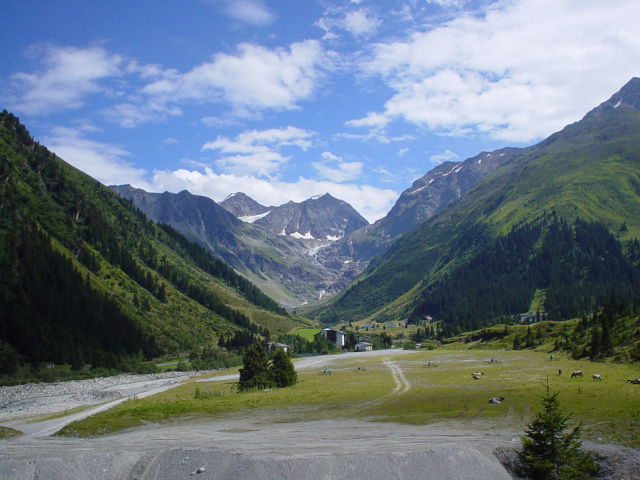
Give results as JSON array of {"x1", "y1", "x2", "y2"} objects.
[{"x1": 0, "y1": 371, "x2": 209, "y2": 420}]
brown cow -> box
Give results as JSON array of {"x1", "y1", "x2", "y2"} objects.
[{"x1": 570, "y1": 371, "x2": 583, "y2": 378}]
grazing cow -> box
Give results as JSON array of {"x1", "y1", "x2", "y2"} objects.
[
  {"x1": 570, "y1": 370, "x2": 583, "y2": 378},
  {"x1": 592, "y1": 374, "x2": 602, "y2": 381},
  {"x1": 626, "y1": 378, "x2": 640, "y2": 385},
  {"x1": 471, "y1": 372, "x2": 485, "y2": 380},
  {"x1": 488, "y1": 397, "x2": 505, "y2": 404},
  {"x1": 558, "y1": 369, "x2": 562, "y2": 376}
]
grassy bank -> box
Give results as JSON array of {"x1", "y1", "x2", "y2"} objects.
[{"x1": 57, "y1": 349, "x2": 640, "y2": 447}]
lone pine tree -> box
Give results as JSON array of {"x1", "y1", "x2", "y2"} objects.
[
  {"x1": 517, "y1": 379, "x2": 599, "y2": 480},
  {"x1": 238, "y1": 342, "x2": 272, "y2": 391}
]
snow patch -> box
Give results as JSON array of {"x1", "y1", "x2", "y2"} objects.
[
  {"x1": 290, "y1": 231, "x2": 314, "y2": 240},
  {"x1": 478, "y1": 159, "x2": 482, "y2": 164},
  {"x1": 239, "y1": 211, "x2": 271, "y2": 223},
  {"x1": 308, "y1": 244, "x2": 330, "y2": 256},
  {"x1": 453, "y1": 165, "x2": 463, "y2": 173},
  {"x1": 500, "y1": 153, "x2": 505, "y2": 156},
  {"x1": 327, "y1": 235, "x2": 342, "y2": 241},
  {"x1": 311, "y1": 194, "x2": 326, "y2": 200},
  {"x1": 614, "y1": 99, "x2": 622, "y2": 108}
]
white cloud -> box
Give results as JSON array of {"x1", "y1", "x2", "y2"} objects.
[
  {"x1": 219, "y1": 0, "x2": 276, "y2": 26},
  {"x1": 104, "y1": 100, "x2": 182, "y2": 128},
  {"x1": 398, "y1": 147, "x2": 409, "y2": 157},
  {"x1": 202, "y1": 126, "x2": 315, "y2": 177},
  {"x1": 147, "y1": 41, "x2": 327, "y2": 108},
  {"x1": 312, "y1": 152, "x2": 363, "y2": 182},
  {"x1": 343, "y1": 10, "x2": 381, "y2": 37},
  {"x1": 150, "y1": 168, "x2": 397, "y2": 222},
  {"x1": 316, "y1": 7, "x2": 380, "y2": 40},
  {"x1": 425, "y1": 0, "x2": 469, "y2": 7},
  {"x1": 355, "y1": 0, "x2": 640, "y2": 142},
  {"x1": 105, "y1": 40, "x2": 331, "y2": 127},
  {"x1": 9, "y1": 46, "x2": 124, "y2": 115},
  {"x1": 44, "y1": 127, "x2": 150, "y2": 188},
  {"x1": 429, "y1": 149, "x2": 459, "y2": 164}
]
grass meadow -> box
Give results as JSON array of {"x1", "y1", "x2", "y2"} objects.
[{"x1": 57, "y1": 349, "x2": 640, "y2": 447}]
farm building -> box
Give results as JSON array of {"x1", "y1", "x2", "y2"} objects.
[
  {"x1": 265, "y1": 341, "x2": 290, "y2": 353},
  {"x1": 317, "y1": 328, "x2": 346, "y2": 347},
  {"x1": 355, "y1": 342, "x2": 373, "y2": 352}
]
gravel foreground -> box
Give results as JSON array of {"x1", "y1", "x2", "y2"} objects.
[{"x1": 1, "y1": 352, "x2": 638, "y2": 479}]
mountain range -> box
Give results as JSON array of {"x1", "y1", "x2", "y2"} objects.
[
  {"x1": 112, "y1": 133, "x2": 517, "y2": 308},
  {"x1": 110, "y1": 186, "x2": 368, "y2": 307}
]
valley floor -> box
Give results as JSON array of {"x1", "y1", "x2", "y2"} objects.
[{"x1": 0, "y1": 350, "x2": 638, "y2": 479}]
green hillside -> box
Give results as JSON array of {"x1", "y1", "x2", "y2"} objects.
[
  {"x1": 314, "y1": 79, "x2": 640, "y2": 327},
  {"x1": 0, "y1": 111, "x2": 310, "y2": 368}
]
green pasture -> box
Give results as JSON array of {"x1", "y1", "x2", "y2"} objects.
[
  {"x1": 291, "y1": 328, "x2": 320, "y2": 341},
  {"x1": 57, "y1": 350, "x2": 640, "y2": 447}
]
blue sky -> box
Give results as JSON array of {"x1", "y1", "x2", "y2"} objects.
[{"x1": 2, "y1": 0, "x2": 639, "y2": 222}]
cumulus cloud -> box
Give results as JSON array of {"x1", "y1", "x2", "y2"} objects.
[
  {"x1": 44, "y1": 127, "x2": 150, "y2": 187},
  {"x1": 354, "y1": 0, "x2": 640, "y2": 142},
  {"x1": 150, "y1": 168, "x2": 397, "y2": 222},
  {"x1": 312, "y1": 151, "x2": 363, "y2": 182},
  {"x1": 202, "y1": 126, "x2": 315, "y2": 177},
  {"x1": 8, "y1": 45, "x2": 124, "y2": 115},
  {"x1": 105, "y1": 40, "x2": 330, "y2": 127}
]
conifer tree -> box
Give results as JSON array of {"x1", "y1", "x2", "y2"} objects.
[
  {"x1": 517, "y1": 380, "x2": 599, "y2": 479},
  {"x1": 269, "y1": 348, "x2": 297, "y2": 388},
  {"x1": 238, "y1": 342, "x2": 271, "y2": 391}
]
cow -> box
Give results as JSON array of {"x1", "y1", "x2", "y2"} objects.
[
  {"x1": 488, "y1": 397, "x2": 505, "y2": 404},
  {"x1": 570, "y1": 371, "x2": 583, "y2": 378},
  {"x1": 626, "y1": 378, "x2": 640, "y2": 385},
  {"x1": 558, "y1": 368, "x2": 562, "y2": 376},
  {"x1": 592, "y1": 374, "x2": 602, "y2": 381},
  {"x1": 471, "y1": 372, "x2": 485, "y2": 380}
]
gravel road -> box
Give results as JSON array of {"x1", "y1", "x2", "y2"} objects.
[{"x1": 1, "y1": 350, "x2": 638, "y2": 479}]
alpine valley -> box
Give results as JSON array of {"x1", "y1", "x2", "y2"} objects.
[{"x1": 2, "y1": 78, "x2": 640, "y2": 368}]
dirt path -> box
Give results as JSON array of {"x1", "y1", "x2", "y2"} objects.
[{"x1": 383, "y1": 358, "x2": 411, "y2": 394}]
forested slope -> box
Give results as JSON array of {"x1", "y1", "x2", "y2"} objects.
[{"x1": 0, "y1": 111, "x2": 308, "y2": 367}]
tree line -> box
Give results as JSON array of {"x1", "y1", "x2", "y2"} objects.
[{"x1": 411, "y1": 215, "x2": 640, "y2": 333}]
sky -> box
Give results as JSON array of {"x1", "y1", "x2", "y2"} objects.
[{"x1": 2, "y1": 0, "x2": 640, "y2": 222}]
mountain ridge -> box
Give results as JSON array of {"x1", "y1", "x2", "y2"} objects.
[{"x1": 312, "y1": 77, "x2": 640, "y2": 325}]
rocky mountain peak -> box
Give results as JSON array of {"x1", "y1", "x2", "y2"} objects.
[
  {"x1": 584, "y1": 77, "x2": 640, "y2": 119},
  {"x1": 219, "y1": 192, "x2": 269, "y2": 218}
]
